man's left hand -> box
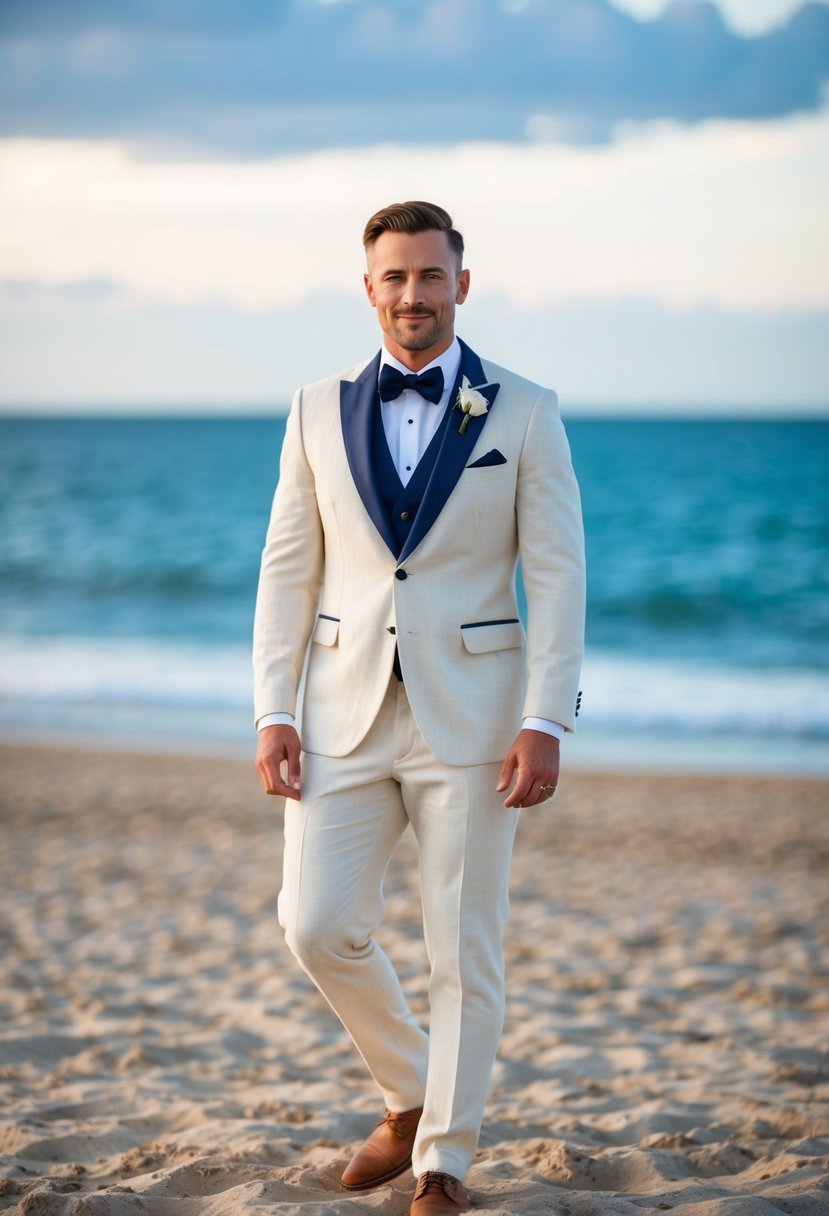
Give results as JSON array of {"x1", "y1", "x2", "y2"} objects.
[{"x1": 497, "y1": 729, "x2": 560, "y2": 809}]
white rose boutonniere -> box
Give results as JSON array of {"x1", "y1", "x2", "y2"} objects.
[{"x1": 455, "y1": 377, "x2": 489, "y2": 434}]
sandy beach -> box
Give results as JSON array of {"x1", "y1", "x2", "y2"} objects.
[{"x1": 1, "y1": 742, "x2": 827, "y2": 1215}]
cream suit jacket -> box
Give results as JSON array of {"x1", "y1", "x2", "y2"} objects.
[{"x1": 253, "y1": 340, "x2": 585, "y2": 767}]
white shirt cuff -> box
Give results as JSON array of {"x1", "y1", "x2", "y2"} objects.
[
  {"x1": 256, "y1": 712, "x2": 295, "y2": 731},
  {"x1": 259, "y1": 712, "x2": 563, "y2": 739},
  {"x1": 522, "y1": 716, "x2": 565, "y2": 741}
]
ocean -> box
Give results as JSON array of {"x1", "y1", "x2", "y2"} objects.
[{"x1": 1, "y1": 416, "x2": 827, "y2": 774}]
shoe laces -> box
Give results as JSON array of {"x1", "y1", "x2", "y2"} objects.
[
  {"x1": 416, "y1": 1171, "x2": 457, "y2": 1199},
  {"x1": 382, "y1": 1108, "x2": 418, "y2": 1138}
]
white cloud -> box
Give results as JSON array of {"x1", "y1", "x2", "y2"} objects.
[
  {"x1": 1, "y1": 108, "x2": 827, "y2": 315},
  {"x1": 1, "y1": 104, "x2": 827, "y2": 409},
  {"x1": 608, "y1": 0, "x2": 829, "y2": 35}
]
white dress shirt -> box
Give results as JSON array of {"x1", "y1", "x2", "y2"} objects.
[
  {"x1": 379, "y1": 340, "x2": 461, "y2": 485},
  {"x1": 257, "y1": 339, "x2": 564, "y2": 742}
]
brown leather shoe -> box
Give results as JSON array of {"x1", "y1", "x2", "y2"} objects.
[
  {"x1": 341, "y1": 1106, "x2": 423, "y2": 1191},
  {"x1": 410, "y1": 1171, "x2": 472, "y2": 1214}
]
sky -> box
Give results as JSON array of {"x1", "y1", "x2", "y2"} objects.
[{"x1": 1, "y1": 0, "x2": 828, "y2": 413}]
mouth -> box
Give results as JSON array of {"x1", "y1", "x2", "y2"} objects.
[{"x1": 395, "y1": 311, "x2": 434, "y2": 322}]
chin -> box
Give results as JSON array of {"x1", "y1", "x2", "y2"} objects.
[{"x1": 395, "y1": 327, "x2": 440, "y2": 352}]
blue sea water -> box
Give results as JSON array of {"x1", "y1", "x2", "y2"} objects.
[{"x1": 1, "y1": 416, "x2": 827, "y2": 773}]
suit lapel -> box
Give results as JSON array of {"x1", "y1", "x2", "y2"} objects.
[
  {"x1": 340, "y1": 352, "x2": 399, "y2": 557},
  {"x1": 399, "y1": 339, "x2": 500, "y2": 562}
]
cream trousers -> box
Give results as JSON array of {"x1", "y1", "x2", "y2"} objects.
[{"x1": 277, "y1": 674, "x2": 520, "y2": 1181}]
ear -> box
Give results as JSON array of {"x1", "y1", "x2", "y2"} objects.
[
  {"x1": 363, "y1": 271, "x2": 377, "y2": 308},
  {"x1": 456, "y1": 268, "x2": 470, "y2": 305}
]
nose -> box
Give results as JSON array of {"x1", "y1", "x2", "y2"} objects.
[{"x1": 401, "y1": 274, "x2": 424, "y2": 307}]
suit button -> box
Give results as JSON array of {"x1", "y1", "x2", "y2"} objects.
[
  {"x1": 400, "y1": 511, "x2": 410, "y2": 521},
  {"x1": 395, "y1": 569, "x2": 408, "y2": 580}
]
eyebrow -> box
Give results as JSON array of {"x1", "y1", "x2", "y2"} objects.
[{"x1": 383, "y1": 265, "x2": 447, "y2": 276}]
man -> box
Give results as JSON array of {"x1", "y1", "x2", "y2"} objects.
[{"x1": 254, "y1": 201, "x2": 584, "y2": 1214}]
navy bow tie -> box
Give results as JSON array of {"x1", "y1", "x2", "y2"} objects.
[{"x1": 378, "y1": 364, "x2": 445, "y2": 405}]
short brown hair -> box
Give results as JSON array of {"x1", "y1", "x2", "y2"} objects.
[{"x1": 363, "y1": 201, "x2": 464, "y2": 268}]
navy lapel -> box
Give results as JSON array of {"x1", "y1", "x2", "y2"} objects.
[
  {"x1": 399, "y1": 339, "x2": 500, "y2": 563},
  {"x1": 340, "y1": 352, "x2": 398, "y2": 557}
]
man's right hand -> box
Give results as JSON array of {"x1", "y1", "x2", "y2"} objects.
[{"x1": 255, "y1": 725, "x2": 302, "y2": 799}]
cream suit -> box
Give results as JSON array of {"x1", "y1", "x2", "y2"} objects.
[{"x1": 253, "y1": 338, "x2": 585, "y2": 1180}]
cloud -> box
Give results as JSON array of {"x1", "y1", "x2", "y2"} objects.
[
  {"x1": 609, "y1": 0, "x2": 827, "y2": 36},
  {"x1": 3, "y1": 119, "x2": 826, "y2": 314},
  {"x1": 1, "y1": 0, "x2": 828, "y2": 153}
]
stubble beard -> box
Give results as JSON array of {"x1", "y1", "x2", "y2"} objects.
[{"x1": 392, "y1": 312, "x2": 441, "y2": 352}]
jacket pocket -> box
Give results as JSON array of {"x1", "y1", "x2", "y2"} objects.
[
  {"x1": 460, "y1": 619, "x2": 524, "y2": 653},
  {"x1": 311, "y1": 614, "x2": 340, "y2": 647}
]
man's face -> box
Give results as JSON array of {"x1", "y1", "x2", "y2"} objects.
[{"x1": 364, "y1": 229, "x2": 470, "y2": 369}]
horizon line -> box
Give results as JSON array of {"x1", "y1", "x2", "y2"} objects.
[{"x1": 1, "y1": 403, "x2": 828, "y2": 422}]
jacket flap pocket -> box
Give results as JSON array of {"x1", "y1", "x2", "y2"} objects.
[
  {"x1": 312, "y1": 614, "x2": 340, "y2": 647},
  {"x1": 461, "y1": 619, "x2": 524, "y2": 654}
]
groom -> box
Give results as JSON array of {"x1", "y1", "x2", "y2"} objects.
[{"x1": 254, "y1": 201, "x2": 584, "y2": 1214}]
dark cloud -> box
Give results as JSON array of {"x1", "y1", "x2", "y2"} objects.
[{"x1": 1, "y1": 0, "x2": 827, "y2": 152}]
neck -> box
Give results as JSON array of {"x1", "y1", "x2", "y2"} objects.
[{"x1": 384, "y1": 334, "x2": 455, "y2": 372}]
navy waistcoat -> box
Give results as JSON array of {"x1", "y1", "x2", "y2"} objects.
[{"x1": 370, "y1": 395, "x2": 450, "y2": 557}]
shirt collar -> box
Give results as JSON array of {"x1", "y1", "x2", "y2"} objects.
[{"x1": 379, "y1": 337, "x2": 461, "y2": 395}]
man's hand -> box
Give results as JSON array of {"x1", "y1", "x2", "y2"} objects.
[
  {"x1": 255, "y1": 725, "x2": 302, "y2": 800},
  {"x1": 497, "y1": 728, "x2": 560, "y2": 809}
]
